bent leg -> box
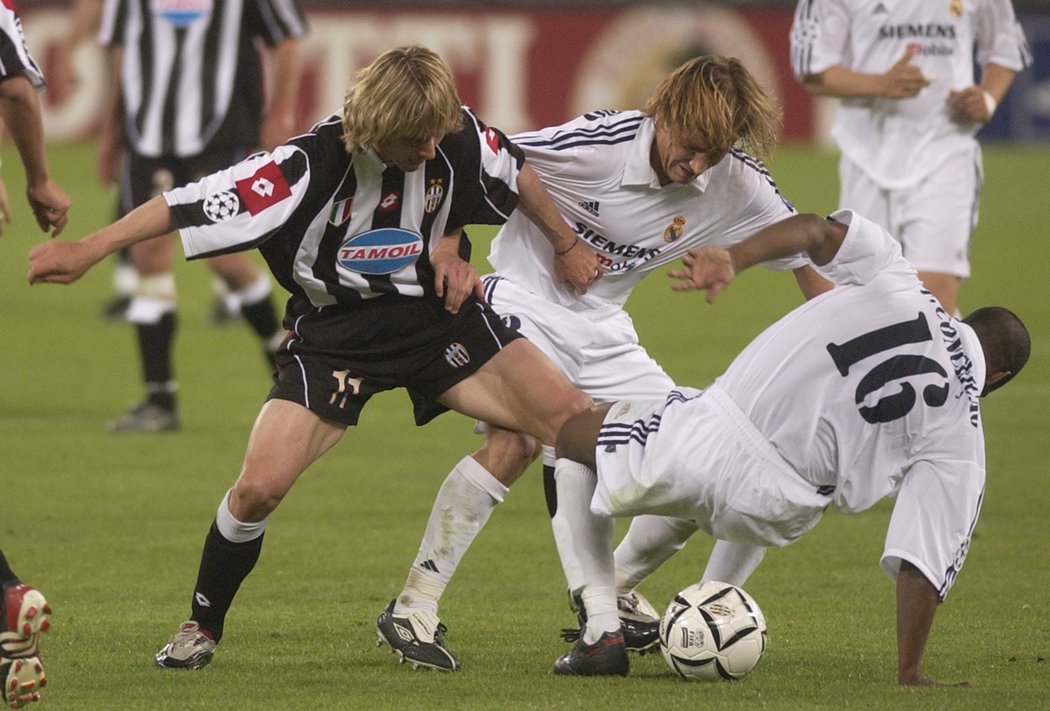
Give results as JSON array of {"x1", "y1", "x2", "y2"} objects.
[
  {"x1": 184, "y1": 400, "x2": 345, "y2": 641},
  {"x1": 396, "y1": 426, "x2": 541, "y2": 615},
  {"x1": 438, "y1": 338, "x2": 591, "y2": 446}
]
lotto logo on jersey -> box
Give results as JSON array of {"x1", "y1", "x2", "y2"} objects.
[
  {"x1": 151, "y1": 0, "x2": 212, "y2": 27},
  {"x1": 234, "y1": 161, "x2": 292, "y2": 216},
  {"x1": 337, "y1": 228, "x2": 424, "y2": 275},
  {"x1": 484, "y1": 128, "x2": 501, "y2": 154}
]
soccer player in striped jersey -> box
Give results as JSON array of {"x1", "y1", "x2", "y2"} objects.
[
  {"x1": 549, "y1": 210, "x2": 1029, "y2": 680},
  {"x1": 0, "y1": 3, "x2": 67, "y2": 704},
  {"x1": 28, "y1": 45, "x2": 599, "y2": 671},
  {"x1": 94, "y1": 0, "x2": 308, "y2": 432},
  {"x1": 381, "y1": 55, "x2": 833, "y2": 670},
  {"x1": 0, "y1": 0, "x2": 70, "y2": 238},
  {"x1": 789, "y1": 0, "x2": 1031, "y2": 316}
]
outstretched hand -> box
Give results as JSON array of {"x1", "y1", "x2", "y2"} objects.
[
  {"x1": 667, "y1": 246, "x2": 736, "y2": 303},
  {"x1": 27, "y1": 238, "x2": 98, "y2": 285}
]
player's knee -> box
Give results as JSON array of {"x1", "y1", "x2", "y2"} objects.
[
  {"x1": 541, "y1": 386, "x2": 592, "y2": 439},
  {"x1": 554, "y1": 405, "x2": 605, "y2": 469},
  {"x1": 477, "y1": 429, "x2": 542, "y2": 485},
  {"x1": 229, "y1": 477, "x2": 284, "y2": 521}
]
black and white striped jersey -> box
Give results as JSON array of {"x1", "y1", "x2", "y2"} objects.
[
  {"x1": 164, "y1": 107, "x2": 525, "y2": 308},
  {"x1": 99, "y1": 0, "x2": 307, "y2": 157},
  {"x1": 0, "y1": 1, "x2": 44, "y2": 88}
]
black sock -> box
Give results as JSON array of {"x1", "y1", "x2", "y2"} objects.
[
  {"x1": 136, "y1": 312, "x2": 177, "y2": 385},
  {"x1": 543, "y1": 464, "x2": 558, "y2": 518},
  {"x1": 0, "y1": 549, "x2": 18, "y2": 587},
  {"x1": 190, "y1": 521, "x2": 265, "y2": 641},
  {"x1": 240, "y1": 296, "x2": 279, "y2": 344}
]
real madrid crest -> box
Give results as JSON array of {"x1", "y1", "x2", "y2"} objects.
[
  {"x1": 425, "y1": 179, "x2": 445, "y2": 214},
  {"x1": 949, "y1": 0, "x2": 964, "y2": 19},
  {"x1": 663, "y1": 215, "x2": 686, "y2": 243}
]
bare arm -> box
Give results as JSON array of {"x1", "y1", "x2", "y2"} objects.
[
  {"x1": 96, "y1": 45, "x2": 123, "y2": 185},
  {"x1": 668, "y1": 214, "x2": 845, "y2": 302},
  {"x1": 260, "y1": 38, "x2": 302, "y2": 149},
  {"x1": 0, "y1": 75, "x2": 71, "y2": 235},
  {"x1": 28, "y1": 195, "x2": 175, "y2": 285},
  {"x1": 514, "y1": 162, "x2": 602, "y2": 293},
  {"x1": 802, "y1": 47, "x2": 929, "y2": 100},
  {"x1": 895, "y1": 560, "x2": 959, "y2": 686},
  {"x1": 793, "y1": 264, "x2": 835, "y2": 300}
]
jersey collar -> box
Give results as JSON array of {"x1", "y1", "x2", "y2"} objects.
[
  {"x1": 358, "y1": 146, "x2": 390, "y2": 175},
  {"x1": 621, "y1": 115, "x2": 710, "y2": 193}
]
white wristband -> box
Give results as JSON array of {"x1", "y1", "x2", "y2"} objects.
[{"x1": 981, "y1": 89, "x2": 998, "y2": 118}]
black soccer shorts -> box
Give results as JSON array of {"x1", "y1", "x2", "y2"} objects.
[{"x1": 268, "y1": 294, "x2": 524, "y2": 426}]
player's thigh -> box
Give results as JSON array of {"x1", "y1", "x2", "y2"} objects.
[
  {"x1": 233, "y1": 399, "x2": 346, "y2": 514},
  {"x1": 482, "y1": 275, "x2": 594, "y2": 382},
  {"x1": 439, "y1": 338, "x2": 591, "y2": 445},
  {"x1": 576, "y1": 340, "x2": 675, "y2": 402},
  {"x1": 838, "y1": 155, "x2": 891, "y2": 227},
  {"x1": 895, "y1": 150, "x2": 981, "y2": 278}
]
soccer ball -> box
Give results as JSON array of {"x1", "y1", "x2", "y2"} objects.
[{"x1": 659, "y1": 580, "x2": 767, "y2": 681}]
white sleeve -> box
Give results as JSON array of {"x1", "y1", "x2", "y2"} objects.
[
  {"x1": 164, "y1": 145, "x2": 306, "y2": 258},
  {"x1": 974, "y1": 0, "x2": 1032, "y2": 73},
  {"x1": 790, "y1": 0, "x2": 852, "y2": 80},
  {"x1": 881, "y1": 455, "x2": 985, "y2": 602},
  {"x1": 813, "y1": 209, "x2": 907, "y2": 285}
]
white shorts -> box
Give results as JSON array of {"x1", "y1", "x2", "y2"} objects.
[
  {"x1": 592, "y1": 384, "x2": 832, "y2": 548},
  {"x1": 482, "y1": 275, "x2": 675, "y2": 401},
  {"x1": 839, "y1": 146, "x2": 982, "y2": 278}
]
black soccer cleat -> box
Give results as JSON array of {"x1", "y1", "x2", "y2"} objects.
[
  {"x1": 560, "y1": 591, "x2": 660, "y2": 655},
  {"x1": 375, "y1": 600, "x2": 461, "y2": 672},
  {"x1": 552, "y1": 630, "x2": 629, "y2": 676}
]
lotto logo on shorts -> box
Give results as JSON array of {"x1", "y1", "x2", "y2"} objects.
[
  {"x1": 444, "y1": 343, "x2": 470, "y2": 368},
  {"x1": 337, "y1": 228, "x2": 424, "y2": 275}
]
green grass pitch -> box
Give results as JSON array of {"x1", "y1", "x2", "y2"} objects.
[{"x1": 1, "y1": 140, "x2": 1047, "y2": 709}]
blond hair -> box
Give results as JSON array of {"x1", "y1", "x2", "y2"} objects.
[
  {"x1": 342, "y1": 46, "x2": 464, "y2": 154},
  {"x1": 643, "y1": 55, "x2": 781, "y2": 160}
]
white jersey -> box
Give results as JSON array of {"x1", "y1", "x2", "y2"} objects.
[
  {"x1": 790, "y1": 0, "x2": 1030, "y2": 189},
  {"x1": 489, "y1": 110, "x2": 802, "y2": 311},
  {"x1": 595, "y1": 210, "x2": 987, "y2": 599}
]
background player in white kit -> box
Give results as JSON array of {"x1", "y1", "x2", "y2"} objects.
[
  {"x1": 549, "y1": 209, "x2": 1029, "y2": 680},
  {"x1": 377, "y1": 55, "x2": 834, "y2": 671},
  {"x1": 789, "y1": 0, "x2": 1031, "y2": 316}
]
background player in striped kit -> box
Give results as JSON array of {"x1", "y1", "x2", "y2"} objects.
[
  {"x1": 789, "y1": 0, "x2": 1030, "y2": 316},
  {"x1": 378, "y1": 55, "x2": 835, "y2": 671},
  {"x1": 28, "y1": 45, "x2": 600, "y2": 672},
  {"x1": 95, "y1": 0, "x2": 307, "y2": 432},
  {"x1": 548, "y1": 209, "x2": 1029, "y2": 680}
]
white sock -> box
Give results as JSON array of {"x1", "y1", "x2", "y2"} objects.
[
  {"x1": 613, "y1": 515, "x2": 698, "y2": 593},
  {"x1": 701, "y1": 540, "x2": 766, "y2": 587},
  {"x1": 550, "y1": 458, "x2": 617, "y2": 644},
  {"x1": 235, "y1": 273, "x2": 272, "y2": 306},
  {"x1": 396, "y1": 456, "x2": 507, "y2": 616},
  {"x1": 215, "y1": 489, "x2": 268, "y2": 542}
]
